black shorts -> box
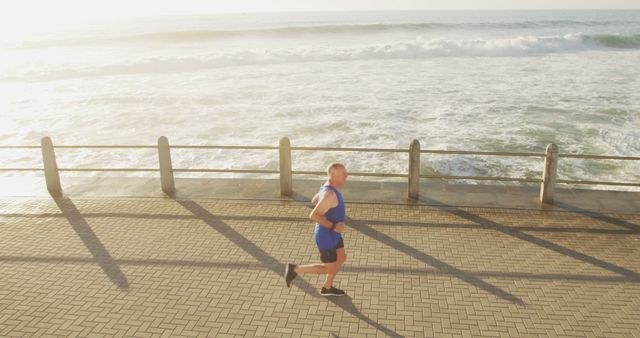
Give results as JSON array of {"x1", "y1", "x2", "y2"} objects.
[{"x1": 318, "y1": 238, "x2": 344, "y2": 263}]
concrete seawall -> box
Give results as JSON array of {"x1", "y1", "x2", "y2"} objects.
[{"x1": 1, "y1": 176, "x2": 638, "y2": 214}]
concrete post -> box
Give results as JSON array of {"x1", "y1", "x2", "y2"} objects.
[
  {"x1": 41, "y1": 136, "x2": 62, "y2": 197},
  {"x1": 279, "y1": 137, "x2": 292, "y2": 196},
  {"x1": 158, "y1": 136, "x2": 175, "y2": 195},
  {"x1": 540, "y1": 143, "x2": 558, "y2": 205},
  {"x1": 408, "y1": 139, "x2": 420, "y2": 200}
]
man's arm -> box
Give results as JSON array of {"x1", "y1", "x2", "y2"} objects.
[
  {"x1": 311, "y1": 192, "x2": 320, "y2": 205},
  {"x1": 309, "y1": 190, "x2": 339, "y2": 230}
]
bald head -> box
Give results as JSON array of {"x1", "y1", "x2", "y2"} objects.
[
  {"x1": 326, "y1": 162, "x2": 345, "y2": 175},
  {"x1": 326, "y1": 162, "x2": 348, "y2": 188}
]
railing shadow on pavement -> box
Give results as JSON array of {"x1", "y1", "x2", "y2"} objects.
[
  {"x1": 4, "y1": 211, "x2": 636, "y2": 236},
  {"x1": 52, "y1": 197, "x2": 129, "y2": 290},
  {"x1": 554, "y1": 201, "x2": 640, "y2": 233},
  {"x1": 419, "y1": 195, "x2": 640, "y2": 282},
  {"x1": 1, "y1": 253, "x2": 637, "y2": 285}
]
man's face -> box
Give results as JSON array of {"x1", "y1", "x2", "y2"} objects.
[{"x1": 331, "y1": 166, "x2": 348, "y2": 187}]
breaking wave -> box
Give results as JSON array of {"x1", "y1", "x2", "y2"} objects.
[
  {"x1": 3, "y1": 33, "x2": 639, "y2": 82},
  {"x1": 15, "y1": 20, "x2": 637, "y2": 48}
]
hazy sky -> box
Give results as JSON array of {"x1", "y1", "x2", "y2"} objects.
[
  {"x1": 7, "y1": 0, "x2": 640, "y2": 17},
  {"x1": 2, "y1": 0, "x2": 639, "y2": 26}
]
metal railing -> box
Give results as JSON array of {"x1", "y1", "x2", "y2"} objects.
[{"x1": 1, "y1": 136, "x2": 638, "y2": 204}]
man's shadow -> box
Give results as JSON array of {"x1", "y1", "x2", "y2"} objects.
[{"x1": 174, "y1": 197, "x2": 403, "y2": 338}]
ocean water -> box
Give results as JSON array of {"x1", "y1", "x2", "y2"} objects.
[{"x1": 0, "y1": 10, "x2": 639, "y2": 189}]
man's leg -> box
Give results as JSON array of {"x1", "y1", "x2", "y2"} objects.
[
  {"x1": 336, "y1": 247, "x2": 347, "y2": 267},
  {"x1": 323, "y1": 261, "x2": 340, "y2": 289},
  {"x1": 287, "y1": 263, "x2": 340, "y2": 288},
  {"x1": 295, "y1": 264, "x2": 327, "y2": 274},
  {"x1": 284, "y1": 262, "x2": 328, "y2": 288},
  {"x1": 294, "y1": 246, "x2": 336, "y2": 276},
  {"x1": 324, "y1": 248, "x2": 346, "y2": 288},
  {"x1": 285, "y1": 248, "x2": 334, "y2": 287},
  {"x1": 286, "y1": 245, "x2": 346, "y2": 293}
]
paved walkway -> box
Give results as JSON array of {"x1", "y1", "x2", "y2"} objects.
[{"x1": 1, "y1": 195, "x2": 639, "y2": 337}]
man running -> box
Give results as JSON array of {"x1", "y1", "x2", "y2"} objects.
[{"x1": 284, "y1": 162, "x2": 348, "y2": 296}]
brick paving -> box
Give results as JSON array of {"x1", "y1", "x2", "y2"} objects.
[{"x1": 1, "y1": 196, "x2": 639, "y2": 337}]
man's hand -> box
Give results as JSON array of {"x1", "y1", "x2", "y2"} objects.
[{"x1": 333, "y1": 222, "x2": 346, "y2": 233}]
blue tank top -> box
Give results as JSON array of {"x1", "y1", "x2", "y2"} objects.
[{"x1": 314, "y1": 185, "x2": 345, "y2": 250}]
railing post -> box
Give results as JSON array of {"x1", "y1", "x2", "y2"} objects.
[
  {"x1": 279, "y1": 137, "x2": 292, "y2": 196},
  {"x1": 41, "y1": 136, "x2": 62, "y2": 197},
  {"x1": 158, "y1": 136, "x2": 175, "y2": 195},
  {"x1": 540, "y1": 143, "x2": 558, "y2": 205},
  {"x1": 408, "y1": 139, "x2": 420, "y2": 200}
]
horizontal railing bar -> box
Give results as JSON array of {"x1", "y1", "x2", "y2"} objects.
[
  {"x1": 4, "y1": 144, "x2": 637, "y2": 161},
  {"x1": 560, "y1": 154, "x2": 640, "y2": 160},
  {"x1": 59, "y1": 168, "x2": 158, "y2": 172},
  {"x1": 173, "y1": 169, "x2": 279, "y2": 174},
  {"x1": 3, "y1": 145, "x2": 638, "y2": 160},
  {"x1": 420, "y1": 175, "x2": 542, "y2": 183},
  {"x1": 292, "y1": 170, "x2": 325, "y2": 175},
  {"x1": 292, "y1": 146, "x2": 408, "y2": 153},
  {"x1": 55, "y1": 146, "x2": 157, "y2": 149},
  {"x1": 557, "y1": 179, "x2": 640, "y2": 187},
  {"x1": 0, "y1": 168, "x2": 43, "y2": 171},
  {"x1": 351, "y1": 172, "x2": 408, "y2": 178},
  {"x1": 1, "y1": 145, "x2": 275, "y2": 150},
  {"x1": 171, "y1": 145, "x2": 278, "y2": 150},
  {"x1": 292, "y1": 170, "x2": 407, "y2": 178},
  {"x1": 421, "y1": 150, "x2": 545, "y2": 157},
  {"x1": 0, "y1": 146, "x2": 41, "y2": 149}
]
